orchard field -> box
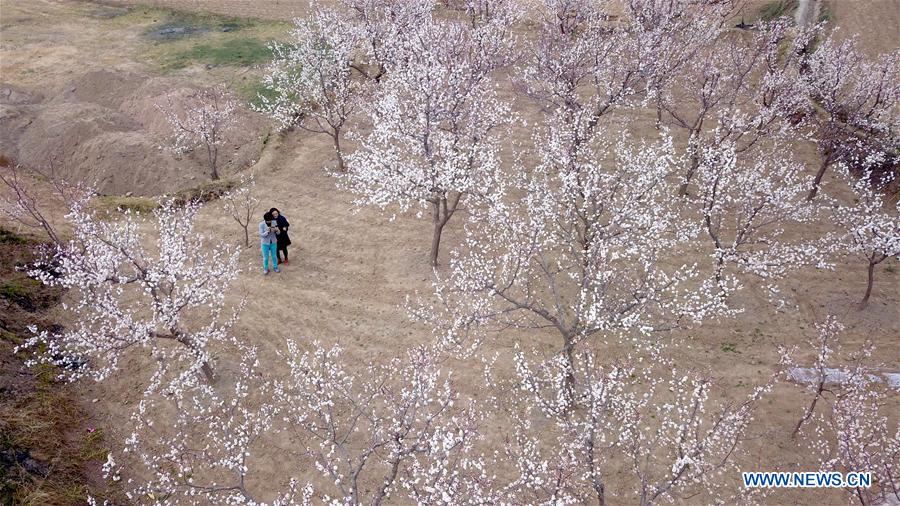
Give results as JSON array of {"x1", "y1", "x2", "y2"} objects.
[{"x1": 1, "y1": 0, "x2": 898, "y2": 504}]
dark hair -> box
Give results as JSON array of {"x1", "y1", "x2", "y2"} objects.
[
  {"x1": 269, "y1": 207, "x2": 281, "y2": 216},
  {"x1": 263, "y1": 211, "x2": 273, "y2": 221}
]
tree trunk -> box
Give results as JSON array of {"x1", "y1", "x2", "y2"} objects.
[
  {"x1": 429, "y1": 194, "x2": 461, "y2": 266},
  {"x1": 158, "y1": 330, "x2": 217, "y2": 382},
  {"x1": 561, "y1": 336, "x2": 577, "y2": 408},
  {"x1": 792, "y1": 381, "x2": 824, "y2": 438},
  {"x1": 806, "y1": 159, "x2": 830, "y2": 201},
  {"x1": 430, "y1": 204, "x2": 445, "y2": 267},
  {"x1": 589, "y1": 447, "x2": 606, "y2": 506},
  {"x1": 678, "y1": 151, "x2": 700, "y2": 197},
  {"x1": 372, "y1": 457, "x2": 401, "y2": 506},
  {"x1": 200, "y1": 361, "x2": 216, "y2": 383},
  {"x1": 859, "y1": 259, "x2": 876, "y2": 309},
  {"x1": 332, "y1": 130, "x2": 346, "y2": 172},
  {"x1": 243, "y1": 225, "x2": 249, "y2": 248},
  {"x1": 180, "y1": 334, "x2": 216, "y2": 382},
  {"x1": 208, "y1": 145, "x2": 220, "y2": 181}
]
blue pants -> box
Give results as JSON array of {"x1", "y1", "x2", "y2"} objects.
[{"x1": 261, "y1": 243, "x2": 278, "y2": 271}]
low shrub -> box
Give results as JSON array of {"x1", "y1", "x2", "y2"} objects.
[{"x1": 170, "y1": 178, "x2": 238, "y2": 206}]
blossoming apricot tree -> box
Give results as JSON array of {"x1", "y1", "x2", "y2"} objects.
[
  {"x1": 342, "y1": 12, "x2": 514, "y2": 266},
  {"x1": 654, "y1": 21, "x2": 810, "y2": 196},
  {"x1": 259, "y1": 5, "x2": 364, "y2": 171},
  {"x1": 833, "y1": 168, "x2": 900, "y2": 308},
  {"x1": 800, "y1": 35, "x2": 899, "y2": 201},
  {"x1": 158, "y1": 85, "x2": 237, "y2": 181},
  {"x1": 787, "y1": 317, "x2": 900, "y2": 505},
  {"x1": 275, "y1": 342, "x2": 491, "y2": 505},
  {"x1": 420, "y1": 133, "x2": 729, "y2": 378},
  {"x1": 493, "y1": 342, "x2": 772, "y2": 505},
  {"x1": 693, "y1": 143, "x2": 833, "y2": 301},
  {"x1": 114, "y1": 346, "x2": 279, "y2": 504},
  {"x1": 221, "y1": 176, "x2": 261, "y2": 247},
  {"x1": 19, "y1": 200, "x2": 241, "y2": 389}
]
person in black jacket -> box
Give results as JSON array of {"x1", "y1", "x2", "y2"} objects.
[{"x1": 269, "y1": 207, "x2": 292, "y2": 264}]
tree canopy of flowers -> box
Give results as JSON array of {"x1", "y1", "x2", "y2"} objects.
[
  {"x1": 420, "y1": 133, "x2": 730, "y2": 368},
  {"x1": 341, "y1": 8, "x2": 515, "y2": 266},
  {"x1": 19, "y1": 200, "x2": 241, "y2": 391},
  {"x1": 833, "y1": 167, "x2": 900, "y2": 307},
  {"x1": 258, "y1": 5, "x2": 364, "y2": 171},
  {"x1": 800, "y1": 33, "x2": 899, "y2": 200},
  {"x1": 786, "y1": 317, "x2": 900, "y2": 505}
]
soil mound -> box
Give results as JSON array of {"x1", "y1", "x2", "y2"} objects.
[
  {"x1": 0, "y1": 83, "x2": 43, "y2": 160},
  {"x1": 52, "y1": 69, "x2": 145, "y2": 109},
  {"x1": 68, "y1": 131, "x2": 195, "y2": 195},
  {"x1": 7, "y1": 72, "x2": 266, "y2": 196},
  {"x1": 17, "y1": 101, "x2": 139, "y2": 169}
]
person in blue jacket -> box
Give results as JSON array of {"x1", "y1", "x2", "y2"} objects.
[{"x1": 259, "y1": 211, "x2": 280, "y2": 275}]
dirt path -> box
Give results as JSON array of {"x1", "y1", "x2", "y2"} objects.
[{"x1": 200, "y1": 129, "x2": 470, "y2": 365}]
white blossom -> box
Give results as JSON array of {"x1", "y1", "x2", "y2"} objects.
[{"x1": 832, "y1": 167, "x2": 900, "y2": 307}]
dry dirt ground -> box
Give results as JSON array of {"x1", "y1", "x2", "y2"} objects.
[
  {"x1": 1, "y1": 0, "x2": 899, "y2": 504},
  {"x1": 0, "y1": 0, "x2": 273, "y2": 195}
]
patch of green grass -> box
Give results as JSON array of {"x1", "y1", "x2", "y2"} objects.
[
  {"x1": 0, "y1": 389, "x2": 114, "y2": 504},
  {"x1": 93, "y1": 180, "x2": 238, "y2": 216},
  {"x1": 121, "y1": 5, "x2": 287, "y2": 73},
  {"x1": 239, "y1": 77, "x2": 280, "y2": 110},
  {"x1": 32, "y1": 362, "x2": 60, "y2": 390},
  {"x1": 1, "y1": 329, "x2": 22, "y2": 345},
  {"x1": 161, "y1": 37, "x2": 273, "y2": 70},
  {"x1": 758, "y1": 0, "x2": 798, "y2": 21},
  {"x1": 125, "y1": 6, "x2": 257, "y2": 36},
  {"x1": 0, "y1": 278, "x2": 43, "y2": 312},
  {"x1": 80, "y1": 428, "x2": 107, "y2": 462},
  {"x1": 721, "y1": 342, "x2": 739, "y2": 354},
  {"x1": 0, "y1": 279, "x2": 40, "y2": 301},
  {"x1": 0, "y1": 368, "x2": 110, "y2": 503}
]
